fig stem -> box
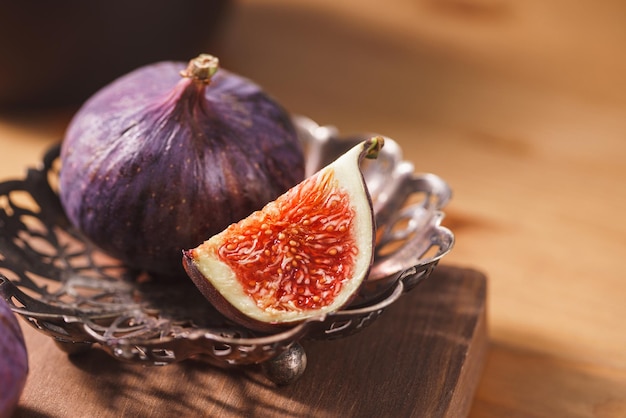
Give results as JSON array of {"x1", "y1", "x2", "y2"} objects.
[
  {"x1": 365, "y1": 136, "x2": 385, "y2": 159},
  {"x1": 180, "y1": 54, "x2": 219, "y2": 85}
]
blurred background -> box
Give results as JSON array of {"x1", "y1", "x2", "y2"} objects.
[{"x1": 1, "y1": 0, "x2": 625, "y2": 416}]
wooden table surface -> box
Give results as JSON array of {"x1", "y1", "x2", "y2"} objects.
[{"x1": 2, "y1": 1, "x2": 625, "y2": 416}]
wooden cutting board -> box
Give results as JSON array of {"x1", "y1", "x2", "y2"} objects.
[{"x1": 15, "y1": 265, "x2": 487, "y2": 418}]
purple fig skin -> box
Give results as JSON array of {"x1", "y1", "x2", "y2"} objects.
[
  {"x1": 59, "y1": 58, "x2": 304, "y2": 278},
  {"x1": 0, "y1": 298, "x2": 28, "y2": 417}
]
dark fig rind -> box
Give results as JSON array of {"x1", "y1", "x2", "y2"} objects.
[
  {"x1": 0, "y1": 298, "x2": 28, "y2": 417},
  {"x1": 182, "y1": 251, "x2": 288, "y2": 333},
  {"x1": 60, "y1": 59, "x2": 304, "y2": 277}
]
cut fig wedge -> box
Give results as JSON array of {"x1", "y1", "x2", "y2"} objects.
[{"x1": 183, "y1": 137, "x2": 383, "y2": 332}]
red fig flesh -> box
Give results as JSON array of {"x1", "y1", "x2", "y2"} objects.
[
  {"x1": 59, "y1": 54, "x2": 304, "y2": 277},
  {"x1": 183, "y1": 138, "x2": 383, "y2": 331}
]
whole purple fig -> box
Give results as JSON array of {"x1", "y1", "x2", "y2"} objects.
[
  {"x1": 59, "y1": 54, "x2": 304, "y2": 278},
  {"x1": 0, "y1": 297, "x2": 28, "y2": 417}
]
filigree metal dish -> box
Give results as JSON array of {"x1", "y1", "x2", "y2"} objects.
[{"x1": 0, "y1": 116, "x2": 453, "y2": 385}]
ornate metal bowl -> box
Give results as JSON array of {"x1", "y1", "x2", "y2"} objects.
[{"x1": 0, "y1": 116, "x2": 453, "y2": 385}]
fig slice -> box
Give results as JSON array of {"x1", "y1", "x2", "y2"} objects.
[{"x1": 183, "y1": 137, "x2": 384, "y2": 331}]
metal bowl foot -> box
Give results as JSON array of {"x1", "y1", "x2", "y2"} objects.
[{"x1": 262, "y1": 343, "x2": 307, "y2": 386}]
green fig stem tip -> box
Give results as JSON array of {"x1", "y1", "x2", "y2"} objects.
[
  {"x1": 365, "y1": 136, "x2": 385, "y2": 159},
  {"x1": 180, "y1": 54, "x2": 220, "y2": 85}
]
